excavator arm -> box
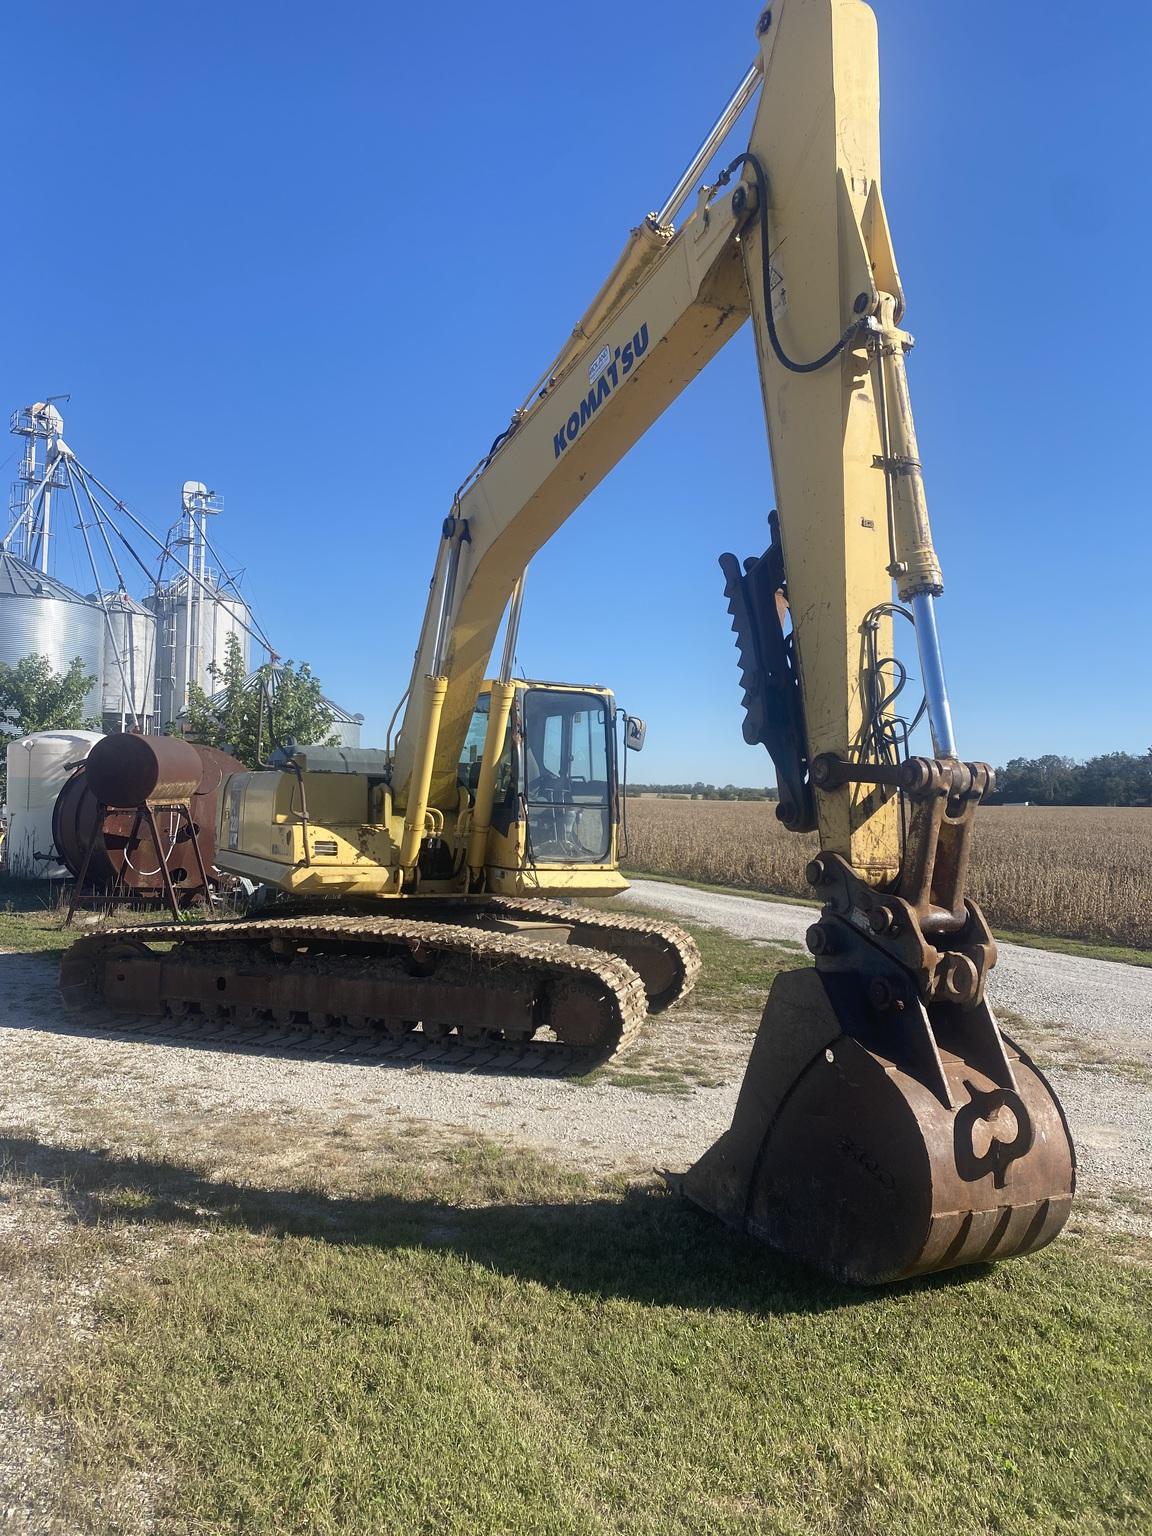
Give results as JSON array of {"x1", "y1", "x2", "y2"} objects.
[
  {"x1": 388, "y1": 0, "x2": 1075, "y2": 1283},
  {"x1": 391, "y1": 180, "x2": 750, "y2": 824}
]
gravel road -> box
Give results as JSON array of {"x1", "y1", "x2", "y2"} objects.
[
  {"x1": 2, "y1": 879, "x2": 1149, "y2": 1233},
  {"x1": 621, "y1": 880, "x2": 1152, "y2": 1061}
]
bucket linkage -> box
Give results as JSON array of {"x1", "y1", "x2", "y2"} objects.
[{"x1": 680, "y1": 755, "x2": 1076, "y2": 1285}]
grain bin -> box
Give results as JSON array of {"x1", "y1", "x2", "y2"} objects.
[
  {"x1": 0, "y1": 550, "x2": 104, "y2": 717},
  {"x1": 145, "y1": 576, "x2": 251, "y2": 728},
  {"x1": 95, "y1": 591, "x2": 156, "y2": 730}
]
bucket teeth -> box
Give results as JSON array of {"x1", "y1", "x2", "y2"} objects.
[{"x1": 679, "y1": 966, "x2": 1075, "y2": 1286}]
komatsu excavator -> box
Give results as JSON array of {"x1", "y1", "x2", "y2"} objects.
[{"x1": 62, "y1": 0, "x2": 1075, "y2": 1284}]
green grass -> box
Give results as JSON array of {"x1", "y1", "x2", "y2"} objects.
[
  {"x1": 581, "y1": 1055, "x2": 728, "y2": 1098},
  {"x1": 580, "y1": 904, "x2": 805, "y2": 1094},
  {"x1": 988, "y1": 926, "x2": 1152, "y2": 969},
  {"x1": 16, "y1": 1133, "x2": 1147, "y2": 1536},
  {"x1": 583, "y1": 1063, "x2": 715, "y2": 1096},
  {"x1": 615, "y1": 900, "x2": 805, "y2": 1016},
  {"x1": 0, "y1": 874, "x2": 217, "y2": 958},
  {"x1": 0, "y1": 874, "x2": 76, "y2": 954}
]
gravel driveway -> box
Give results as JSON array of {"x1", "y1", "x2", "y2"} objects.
[
  {"x1": 621, "y1": 880, "x2": 1152, "y2": 1060},
  {"x1": 2, "y1": 879, "x2": 1149, "y2": 1232}
]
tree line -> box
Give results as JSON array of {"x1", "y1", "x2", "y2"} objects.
[
  {"x1": 625, "y1": 783, "x2": 776, "y2": 801},
  {"x1": 628, "y1": 755, "x2": 1152, "y2": 808},
  {"x1": 4, "y1": 652, "x2": 1150, "y2": 809},
  {"x1": 990, "y1": 752, "x2": 1152, "y2": 807}
]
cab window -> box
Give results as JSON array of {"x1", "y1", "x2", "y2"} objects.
[{"x1": 522, "y1": 689, "x2": 612, "y2": 863}]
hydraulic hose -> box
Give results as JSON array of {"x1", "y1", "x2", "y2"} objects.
[{"x1": 722, "y1": 151, "x2": 865, "y2": 374}]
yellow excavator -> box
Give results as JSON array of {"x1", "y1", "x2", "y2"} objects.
[{"x1": 62, "y1": 0, "x2": 1075, "y2": 1285}]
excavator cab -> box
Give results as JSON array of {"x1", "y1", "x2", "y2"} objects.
[{"x1": 461, "y1": 681, "x2": 629, "y2": 897}]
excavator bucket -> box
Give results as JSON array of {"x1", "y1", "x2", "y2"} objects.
[{"x1": 680, "y1": 967, "x2": 1075, "y2": 1286}]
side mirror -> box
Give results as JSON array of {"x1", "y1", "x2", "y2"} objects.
[{"x1": 624, "y1": 715, "x2": 646, "y2": 752}]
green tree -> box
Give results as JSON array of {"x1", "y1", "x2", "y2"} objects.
[
  {"x1": 180, "y1": 633, "x2": 339, "y2": 769},
  {"x1": 0, "y1": 653, "x2": 99, "y2": 801},
  {"x1": 1076, "y1": 751, "x2": 1152, "y2": 807},
  {"x1": 995, "y1": 754, "x2": 1080, "y2": 805}
]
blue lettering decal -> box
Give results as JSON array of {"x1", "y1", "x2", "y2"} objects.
[{"x1": 550, "y1": 322, "x2": 648, "y2": 457}]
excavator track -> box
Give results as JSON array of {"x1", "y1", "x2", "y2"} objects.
[
  {"x1": 481, "y1": 897, "x2": 702, "y2": 1012},
  {"x1": 59, "y1": 913, "x2": 651, "y2": 1073},
  {"x1": 226, "y1": 892, "x2": 701, "y2": 1014}
]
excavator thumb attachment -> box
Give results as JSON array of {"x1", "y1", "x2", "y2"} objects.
[{"x1": 680, "y1": 966, "x2": 1075, "y2": 1286}]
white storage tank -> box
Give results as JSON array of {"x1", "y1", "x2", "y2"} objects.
[
  {"x1": 95, "y1": 591, "x2": 156, "y2": 730},
  {"x1": 4, "y1": 729, "x2": 104, "y2": 879}
]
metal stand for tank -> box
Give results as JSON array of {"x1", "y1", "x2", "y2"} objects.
[{"x1": 65, "y1": 801, "x2": 211, "y2": 926}]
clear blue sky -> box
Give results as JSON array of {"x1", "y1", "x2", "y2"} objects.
[{"x1": 2, "y1": 1, "x2": 1147, "y2": 783}]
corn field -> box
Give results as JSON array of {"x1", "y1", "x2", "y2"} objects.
[{"x1": 622, "y1": 799, "x2": 1152, "y2": 950}]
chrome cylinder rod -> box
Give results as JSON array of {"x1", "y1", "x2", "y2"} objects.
[
  {"x1": 499, "y1": 573, "x2": 526, "y2": 684},
  {"x1": 430, "y1": 520, "x2": 467, "y2": 675},
  {"x1": 655, "y1": 62, "x2": 761, "y2": 227},
  {"x1": 911, "y1": 592, "x2": 958, "y2": 760}
]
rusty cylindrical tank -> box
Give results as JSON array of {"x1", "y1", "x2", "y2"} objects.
[
  {"x1": 53, "y1": 737, "x2": 244, "y2": 897},
  {"x1": 52, "y1": 769, "x2": 116, "y2": 887},
  {"x1": 83, "y1": 733, "x2": 202, "y2": 807}
]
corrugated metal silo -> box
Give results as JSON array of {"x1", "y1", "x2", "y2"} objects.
[
  {"x1": 0, "y1": 551, "x2": 104, "y2": 717},
  {"x1": 323, "y1": 698, "x2": 364, "y2": 749},
  {"x1": 205, "y1": 590, "x2": 251, "y2": 676},
  {"x1": 95, "y1": 591, "x2": 156, "y2": 730},
  {"x1": 145, "y1": 577, "x2": 251, "y2": 729}
]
